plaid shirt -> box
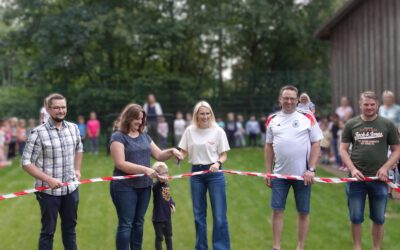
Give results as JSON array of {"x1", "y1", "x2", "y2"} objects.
[{"x1": 22, "y1": 119, "x2": 83, "y2": 196}]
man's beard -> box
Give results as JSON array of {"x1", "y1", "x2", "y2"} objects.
[{"x1": 52, "y1": 117, "x2": 65, "y2": 123}]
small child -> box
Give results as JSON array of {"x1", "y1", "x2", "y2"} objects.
[
  {"x1": 0, "y1": 119, "x2": 11, "y2": 168},
  {"x1": 16, "y1": 119, "x2": 27, "y2": 155},
  {"x1": 319, "y1": 119, "x2": 332, "y2": 164},
  {"x1": 87, "y1": 111, "x2": 100, "y2": 155},
  {"x1": 235, "y1": 114, "x2": 245, "y2": 147},
  {"x1": 152, "y1": 162, "x2": 175, "y2": 250},
  {"x1": 77, "y1": 115, "x2": 86, "y2": 144},
  {"x1": 173, "y1": 112, "x2": 185, "y2": 146},
  {"x1": 27, "y1": 118, "x2": 36, "y2": 136},
  {"x1": 157, "y1": 116, "x2": 169, "y2": 149},
  {"x1": 245, "y1": 115, "x2": 260, "y2": 147}
]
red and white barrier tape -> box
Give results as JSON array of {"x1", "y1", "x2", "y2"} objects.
[{"x1": 1, "y1": 170, "x2": 399, "y2": 201}]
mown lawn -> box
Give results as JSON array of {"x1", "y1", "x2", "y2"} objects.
[{"x1": 0, "y1": 148, "x2": 399, "y2": 249}]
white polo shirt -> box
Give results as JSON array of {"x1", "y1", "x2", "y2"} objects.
[
  {"x1": 179, "y1": 124, "x2": 230, "y2": 165},
  {"x1": 266, "y1": 110, "x2": 323, "y2": 176}
]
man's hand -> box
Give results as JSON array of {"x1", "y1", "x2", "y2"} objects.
[
  {"x1": 75, "y1": 170, "x2": 81, "y2": 180},
  {"x1": 303, "y1": 171, "x2": 315, "y2": 186},
  {"x1": 264, "y1": 175, "x2": 272, "y2": 188},
  {"x1": 350, "y1": 168, "x2": 365, "y2": 181},
  {"x1": 46, "y1": 177, "x2": 63, "y2": 189},
  {"x1": 376, "y1": 167, "x2": 389, "y2": 181}
]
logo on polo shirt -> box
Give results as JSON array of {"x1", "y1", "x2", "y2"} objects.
[{"x1": 292, "y1": 120, "x2": 299, "y2": 128}]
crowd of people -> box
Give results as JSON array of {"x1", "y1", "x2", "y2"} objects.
[
  {"x1": 0, "y1": 117, "x2": 33, "y2": 168},
  {"x1": 0, "y1": 109, "x2": 101, "y2": 169},
  {"x1": 2, "y1": 87, "x2": 399, "y2": 250}
]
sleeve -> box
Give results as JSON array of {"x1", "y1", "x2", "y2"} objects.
[
  {"x1": 265, "y1": 124, "x2": 273, "y2": 143},
  {"x1": 143, "y1": 103, "x2": 148, "y2": 112},
  {"x1": 22, "y1": 130, "x2": 42, "y2": 166},
  {"x1": 145, "y1": 133, "x2": 153, "y2": 144},
  {"x1": 341, "y1": 122, "x2": 353, "y2": 143},
  {"x1": 387, "y1": 121, "x2": 400, "y2": 145},
  {"x1": 396, "y1": 107, "x2": 400, "y2": 126},
  {"x1": 156, "y1": 103, "x2": 163, "y2": 115},
  {"x1": 265, "y1": 115, "x2": 275, "y2": 143},
  {"x1": 309, "y1": 121, "x2": 324, "y2": 142},
  {"x1": 217, "y1": 128, "x2": 230, "y2": 154},
  {"x1": 110, "y1": 132, "x2": 125, "y2": 145},
  {"x1": 178, "y1": 128, "x2": 189, "y2": 150}
]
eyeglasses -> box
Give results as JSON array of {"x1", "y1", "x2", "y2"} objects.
[
  {"x1": 51, "y1": 106, "x2": 67, "y2": 111},
  {"x1": 281, "y1": 97, "x2": 298, "y2": 101}
]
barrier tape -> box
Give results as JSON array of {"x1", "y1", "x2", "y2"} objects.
[{"x1": 1, "y1": 170, "x2": 399, "y2": 201}]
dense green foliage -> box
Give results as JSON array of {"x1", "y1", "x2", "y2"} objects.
[
  {"x1": 1, "y1": 148, "x2": 399, "y2": 249},
  {"x1": 0, "y1": 0, "x2": 344, "y2": 120}
]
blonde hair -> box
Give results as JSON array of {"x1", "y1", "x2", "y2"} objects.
[
  {"x1": 300, "y1": 93, "x2": 311, "y2": 102},
  {"x1": 151, "y1": 161, "x2": 168, "y2": 173},
  {"x1": 152, "y1": 161, "x2": 168, "y2": 173},
  {"x1": 382, "y1": 90, "x2": 394, "y2": 98},
  {"x1": 192, "y1": 101, "x2": 216, "y2": 128}
]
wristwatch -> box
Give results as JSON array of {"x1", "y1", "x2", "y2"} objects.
[
  {"x1": 217, "y1": 161, "x2": 222, "y2": 167},
  {"x1": 308, "y1": 167, "x2": 316, "y2": 173}
]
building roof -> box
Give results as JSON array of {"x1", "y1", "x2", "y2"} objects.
[{"x1": 314, "y1": 0, "x2": 364, "y2": 40}]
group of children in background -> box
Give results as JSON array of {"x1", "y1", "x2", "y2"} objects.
[
  {"x1": 0, "y1": 117, "x2": 35, "y2": 168},
  {"x1": 216, "y1": 112, "x2": 267, "y2": 148},
  {"x1": 0, "y1": 110, "x2": 101, "y2": 168},
  {"x1": 76, "y1": 111, "x2": 101, "y2": 155}
]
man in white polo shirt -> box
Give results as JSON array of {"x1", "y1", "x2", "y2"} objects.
[{"x1": 264, "y1": 85, "x2": 323, "y2": 250}]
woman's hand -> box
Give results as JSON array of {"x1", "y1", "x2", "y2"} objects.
[
  {"x1": 172, "y1": 148, "x2": 183, "y2": 161},
  {"x1": 170, "y1": 204, "x2": 176, "y2": 213},
  {"x1": 209, "y1": 162, "x2": 220, "y2": 172},
  {"x1": 144, "y1": 168, "x2": 157, "y2": 178}
]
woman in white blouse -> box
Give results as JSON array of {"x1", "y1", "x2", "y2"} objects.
[{"x1": 179, "y1": 101, "x2": 231, "y2": 250}]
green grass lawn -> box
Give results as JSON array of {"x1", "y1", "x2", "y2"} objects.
[{"x1": 1, "y1": 148, "x2": 399, "y2": 249}]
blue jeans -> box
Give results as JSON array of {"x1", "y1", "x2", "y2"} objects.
[
  {"x1": 270, "y1": 178, "x2": 311, "y2": 214},
  {"x1": 190, "y1": 165, "x2": 230, "y2": 250},
  {"x1": 110, "y1": 181, "x2": 151, "y2": 250},
  {"x1": 346, "y1": 181, "x2": 388, "y2": 225},
  {"x1": 36, "y1": 189, "x2": 79, "y2": 250}
]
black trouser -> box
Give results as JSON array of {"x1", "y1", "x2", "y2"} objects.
[
  {"x1": 153, "y1": 221, "x2": 173, "y2": 250},
  {"x1": 248, "y1": 133, "x2": 257, "y2": 146},
  {"x1": 36, "y1": 189, "x2": 79, "y2": 250}
]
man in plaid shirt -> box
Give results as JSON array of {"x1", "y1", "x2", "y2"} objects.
[{"x1": 22, "y1": 93, "x2": 83, "y2": 250}]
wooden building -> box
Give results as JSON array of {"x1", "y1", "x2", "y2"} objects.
[{"x1": 315, "y1": 0, "x2": 400, "y2": 112}]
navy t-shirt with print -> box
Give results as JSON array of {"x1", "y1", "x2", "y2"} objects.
[
  {"x1": 152, "y1": 181, "x2": 175, "y2": 222},
  {"x1": 110, "y1": 131, "x2": 153, "y2": 188}
]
